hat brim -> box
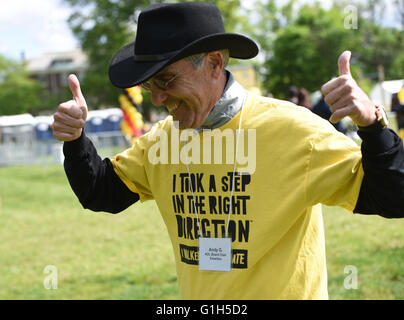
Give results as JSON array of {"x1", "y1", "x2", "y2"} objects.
[{"x1": 109, "y1": 33, "x2": 259, "y2": 89}]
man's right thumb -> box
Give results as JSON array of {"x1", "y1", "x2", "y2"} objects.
[
  {"x1": 68, "y1": 74, "x2": 87, "y2": 107},
  {"x1": 68, "y1": 74, "x2": 87, "y2": 121}
]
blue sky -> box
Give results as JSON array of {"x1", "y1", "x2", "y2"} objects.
[
  {"x1": 0, "y1": 0, "x2": 401, "y2": 62},
  {"x1": 0, "y1": 0, "x2": 78, "y2": 61}
]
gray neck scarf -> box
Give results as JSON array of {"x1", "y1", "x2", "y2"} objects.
[{"x1": 196, "y1": 71, "x2": 246, "y2": 133}]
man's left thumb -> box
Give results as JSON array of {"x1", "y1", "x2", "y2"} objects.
[{"x1": 338, "y1": 50, "x2": 352, "y2": 76}]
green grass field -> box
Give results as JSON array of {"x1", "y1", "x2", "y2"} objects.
[{"x1": 1, "y1": 164, "x2": 404, "y2": 300}]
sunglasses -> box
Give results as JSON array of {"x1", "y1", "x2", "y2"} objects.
[
  {"x1": 140, "y1": 55, "x2": 206, "y2": 91},
  {"x1": 140, "y1": 71, "x2": 184, "y2": 91}
]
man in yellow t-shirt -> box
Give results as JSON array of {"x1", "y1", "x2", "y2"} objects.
[{"x1": 52, "y1": 3, "x2": 404, "y2": 299}]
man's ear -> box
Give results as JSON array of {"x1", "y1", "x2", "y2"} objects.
[{"x1": 206, "y1": 51, "x2": 224, "y2": 79}]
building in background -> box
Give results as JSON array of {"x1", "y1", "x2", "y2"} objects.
[
  {"x1": 25, "y1": 48, "x2": 87, "y2": 95},
  {"x1": 228, "y1": 65, "x2": 261, "y2": 95}
]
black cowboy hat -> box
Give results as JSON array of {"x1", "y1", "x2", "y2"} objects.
[{"x1": 108, "y1": 2, "x2": 259, "y2": 89}]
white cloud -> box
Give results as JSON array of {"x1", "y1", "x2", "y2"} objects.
[{"x1": 0, "y1": 0, "x2": 78, "y2": 60}]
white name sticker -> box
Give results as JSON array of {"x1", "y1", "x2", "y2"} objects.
[{"x1": 199, "y1": 237, "x2": 232, "y2": 272}]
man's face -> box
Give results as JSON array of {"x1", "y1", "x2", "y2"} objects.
[{"x1": 146, "y1": 55, "x2": 218, "y2": 130}]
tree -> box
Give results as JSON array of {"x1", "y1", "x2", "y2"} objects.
[
  {"x1": 65, "y1": 0, "x2": 152, "y2": 108},
  {"x1": 355, "y1": 15, "x2": 404, "y2": 81},
  {"x1": 260, "y1": 4, "x2": 359, "y2": 98},
  {"x1": 203, "y1": 0, "x2": 243, "y2": 33},
  {"x1": 396, "y1": 0, "x2": 404, "y2": 29},
  {"x1": 0, "y1": 55, "x2": 43, "y2": 115},
  {"x1": 390, "y1": 50, "x2": 404, "y2": 80},
  {"x1": 360, "y1": 0, "x2": 386, "y2": 25},
  {"x1": 255, "y1": 0, "x2": 404, "y2": 99}
]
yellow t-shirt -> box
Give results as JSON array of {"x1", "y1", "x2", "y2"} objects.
[{"x1": 111, "y1": 93, "x2": 364, "y2": 299}]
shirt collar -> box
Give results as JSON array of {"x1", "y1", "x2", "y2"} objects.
[{"x1": 196, "y1": 71, "x2": 246, "y2": 132}]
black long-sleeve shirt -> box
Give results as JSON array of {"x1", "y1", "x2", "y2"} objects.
[
  {"x1": 354, "y1": 128, "x2": 404, "y2": 217},
  {"x1": 63, "y1": 133, "x2": 139, "y2": 213},
  {"x1": 63, "y1": 127, "x2": 404, "y2": 218}
]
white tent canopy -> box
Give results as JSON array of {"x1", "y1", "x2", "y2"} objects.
[
  {"x1": 86, "y1": 108, "x2": 123, "y2": 120},
  {"x1": 370, "y1": 79, "x2": 404, "y2": 109},
  {"x1": 0, "y1": 114, "x2": 35, "y2": 127}
]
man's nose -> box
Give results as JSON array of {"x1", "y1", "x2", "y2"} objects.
[{"x1": 150, "y1": 87, "x2": 169, "y2": 106}]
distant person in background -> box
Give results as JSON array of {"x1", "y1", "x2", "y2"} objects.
[
  {"x1": 392, "y1": 93, "x2": 404, "y2": 142},
  {"x1": 312, "y1": 97, "x2": 346, "y2": 134},
  {"x1": 298, "y1": 88, "x2": 312, "y2": 110},
  {"x1": 296, "y1": 87, "x2": 346, "y2": 134},
  {"x1": 287, "y1": 85, "x2": 299, "y2": 104}
]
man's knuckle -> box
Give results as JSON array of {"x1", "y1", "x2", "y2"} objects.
[
  {"x1": 341, "y1": 75, "x2": 350, "y2": 82},
  {"x1": 324, "y1": 96, "x2": 332, "y2": 105},
  {"x1": 54, "y1": 112, "x2": 63, "y2": 122},
  {"x1": 344, "y1": 84, "x2": 351, "y2": 93},
  {"x1": 70, "y1": 118, "x2": 83, "y2": 128},
  {"x1": 52, "y1": 122, "x2": 61, "y2": 130}
]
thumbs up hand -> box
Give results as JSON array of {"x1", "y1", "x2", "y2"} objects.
[
  {"x1": 52, "y1": 74, "x2": 88, "y2": 142},
  {"x1": 321, "y1": 51, "x2": 377, "y2": 127}
]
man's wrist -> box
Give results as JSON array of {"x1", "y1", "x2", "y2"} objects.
[
  {"x1": 63, "y1": 130, "x2": 87, "y2": 158},
  {"x1": 357, "y1": 127, "x2": 397, "y2": 155},
  {"x1": 357, "y1": 105, "x2": 388, "y2": 133}
]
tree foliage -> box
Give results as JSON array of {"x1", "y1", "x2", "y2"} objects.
[
  {"x1": 0, "y1": 55, "x2": 44, "y2": 116},
  {"x1": 252, "y1": 0, "x2": 404, "y2": 98},
  {"x1": 65, "y1": 0, "x2": 151, "y2": 108},
  {"x1": 355, "y1": 20, "x2": 404, "y2": 82},
  {"x1": 258, "y1": 5, "x2": 354, "y2": 98},
  {"x1": 62, "y1": 0, "x2": 404, "y2": 106}
]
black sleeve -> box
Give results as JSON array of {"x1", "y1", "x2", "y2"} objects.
[
  {"x1": 63, "y1": 131, "x2": 140, "y2": 214},
  {"x1": 353, "y1": 128, "x2": 404, "y2": 218}
]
